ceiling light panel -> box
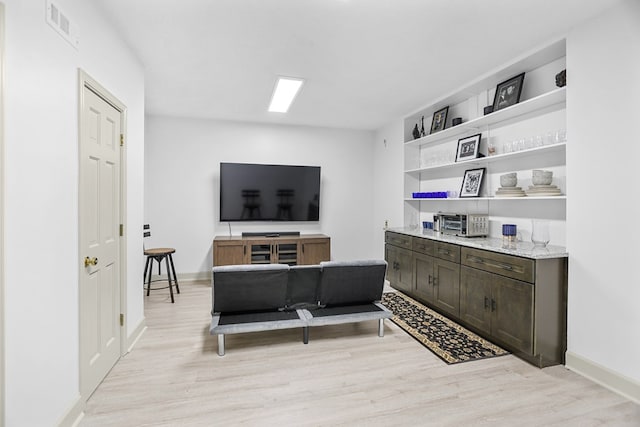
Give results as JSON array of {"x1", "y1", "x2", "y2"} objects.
[{"x1": 268, "y1": 77, "x2": 304, "y2": 113}]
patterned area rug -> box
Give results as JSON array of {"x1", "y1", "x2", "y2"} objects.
[{"x1": 382, "y1": 291, "x2": 508, "y2": 364}]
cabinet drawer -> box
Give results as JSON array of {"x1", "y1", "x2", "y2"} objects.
[
  {"x1": 433, "y1": 241, "x2": 460, "y2": 263},
  {"x1": 461, "y1": 247, "x2": 534, "y2": 283},
  {"x1": 385, "y1": 231, "x2": 412, "y2": 249},
  {"x1": 412, "y1": 237, "x2": 434, "y2": 255}
]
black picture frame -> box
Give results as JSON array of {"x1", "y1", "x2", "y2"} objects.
[
  {"x1": 460, "y1": 167, "x2": 486, "y2": 198},
  {"x1": 455, "y1": 133, "x2": 482, "y2": 162},
  {"x1": 492, "y1": 72, "x2": 525, "y2": 112},
  {"x1": 429, "y1": 106, "x2": 449, "y2": 134}
]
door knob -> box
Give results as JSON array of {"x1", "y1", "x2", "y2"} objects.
[{"x1": 84, "y1": 256, "x2": 98, "y2": 267}]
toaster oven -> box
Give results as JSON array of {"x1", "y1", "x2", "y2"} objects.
[{"x1": 437, "y1": 213, "x2": 488, "y2": 237}]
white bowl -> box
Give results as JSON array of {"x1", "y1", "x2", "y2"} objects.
[
  {"x1": 532, "y1": 170, "x2": 553, "y2": 185},
  {"x1": 500, "y1": 173, "x2": 517, "y2": 187}
]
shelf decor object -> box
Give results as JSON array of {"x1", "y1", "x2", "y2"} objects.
[
  {"x1": 412, "y1": 123, "x2": 420, "y2": 139},
  {"x1": 492, "y1": 72, "x2": 525, "y2": 112},
  {"x1": 459, "y1": 167, "x2": 486, "y2": 198},
  {"x1": 555, "y1": 69, "x2": 566, "y2": 87},
  {"x1": 455, "y1": 133, "x2": 482, "y2": 162},
  {"x1": 430, "y1": 106, "x2": 449, "y2": 134}
]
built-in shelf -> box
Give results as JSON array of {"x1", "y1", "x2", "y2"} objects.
[
  {"x1": 405, "y1": 142, "x2": 566, "y2": 175},
  {"x1": 405, "y1": 196, "x2": 566, "y2": 202},
  {"x1": 401, "y1": 37, "x2": 567, "y2": 242},
  {"x1": 405, "y1": 87, "x2": 566, "y2": 148}
]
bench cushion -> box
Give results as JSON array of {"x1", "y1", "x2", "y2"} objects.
[
  {"x1": 318, "y1": 260, "x2": 388, "y2": 306},
  {"x1": 303, "y1": 302, "x2": 392, "y2": 326},
  {"x1": 210, "y1": 309, "x2": 307, "y2": 335},
  {"x1": 212, "y1": 264, "x2": 289, "y2": 313}
]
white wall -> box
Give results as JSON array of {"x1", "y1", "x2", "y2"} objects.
[
  {"x1": 566, "y1": 0, "x2": 640, "y2": 390},
  {"x1": 3, "y1": 0, "x2": 145, "y2": 425},
  {"x1": 145, "y1": 116, "x2": 377, "y2": 274},
  {"x1": 372, "y1": 120, "x2": 405, "y2": 259}
]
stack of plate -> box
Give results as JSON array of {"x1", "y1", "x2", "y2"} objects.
[
  {"x1": 526, "y1": 184, "x2": 562, "y2": 196},
  {"x1": 495, "y1": 186, "x2": 526, "y2": 197}
]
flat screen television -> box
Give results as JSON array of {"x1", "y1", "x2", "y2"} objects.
[{"x1": 219, "y1": 162, "x2": 321, "y2": 222}]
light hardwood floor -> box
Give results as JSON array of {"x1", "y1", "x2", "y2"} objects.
[{"x1": 80, "y1": 281, "x2": 639, "y2": 426}]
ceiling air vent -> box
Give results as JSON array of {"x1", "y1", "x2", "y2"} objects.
[{"x1": 46, "y1": 0, "x2": 79, "y2": 49}]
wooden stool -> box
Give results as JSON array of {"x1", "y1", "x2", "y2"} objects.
[{"x1": 143, "y1": 225, "x2": 180, "y2": 303}]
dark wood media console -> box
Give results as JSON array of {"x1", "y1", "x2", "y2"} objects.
[{"x1": 213, "y1": 234, "x2": 330, "y2": 267}]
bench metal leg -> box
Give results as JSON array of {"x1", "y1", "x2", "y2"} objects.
[
  {"x1": 303, "y1": 327, "x2": 309, "y2": 344},
  {"x1": 217, "y1": 334, "x2": 225, "y2": 356},
  {"x1": 378, "y1": 319, "x2": 385, "y2": 337}
]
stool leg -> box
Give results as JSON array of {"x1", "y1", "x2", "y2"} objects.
[
  {"x1": 378, "y1": 319, "x2": 385, "y2": 337},
  {"x1": 146, "y1": 258, "x2": 154, "y2": 296},
  {"x1": 143, "y1": 256, "x2": 151, "y2": 282},
  {"x1": 168, "y1": 253, "x2": 180, "y2": 294},
  {"x1": 303, "y1": 326, "x2": 309, "y2": 344},
  {"x1": 165, "y1": 256, "x2": 174, "y2": 303}
]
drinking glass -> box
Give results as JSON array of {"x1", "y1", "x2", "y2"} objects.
[
  {"x1": 534, "y1": 135, "x2": 544, "y2": 147},
  {"x1": 531, "y1": 220, "x2": 550, "y2": 247}
]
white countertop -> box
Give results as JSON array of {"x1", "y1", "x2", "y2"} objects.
[{"x1": 388, "y1": 228, "x2": 568, "y2": 260}]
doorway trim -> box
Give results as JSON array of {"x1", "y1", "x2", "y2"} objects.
[{"x1": 77, "y1": 69, "x2": 129, "y2": 400}]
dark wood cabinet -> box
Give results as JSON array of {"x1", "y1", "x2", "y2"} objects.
[
  {"x1": 413, "y1": 252, "x2": 435, "y2": 302},
  {"x1": 413, "y1": 251, "x2": 460, "y2": 317},
  {"x1": 385, "y1": 243, "x2": 413, "y2": 293},
  {"x1": 384, "y1": 230, "x2": 567, "y2": 367},
  {"x1": 460, "y1": 265, "x2": 533, "y2": 354},
  {"x1": 213, "y1": 239, "x2": 246, "y2": 266},
  {"x1": 247, "y1": 239, "x2": 299, "y2": 265},
  {"x1": 213, "y1": 234, "x2": 330, "y2": 266},
  {"x1": 299, "y1": 237, "x2": 331, "y2": 265},
  {"x1": 433, "y1": 257, "x2": 460, "y2": 317}
]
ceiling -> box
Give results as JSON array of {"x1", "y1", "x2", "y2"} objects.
[{"x1": 95, "y1": 0, "x2": 620, "y2": 131}]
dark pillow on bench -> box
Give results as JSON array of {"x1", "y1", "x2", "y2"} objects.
[
  {"x1": 318, "y1": 260, "x2": 387, "y2": 306},
  {"x1": 212, "y1": 264, "x2": 289, "y2": 313}
]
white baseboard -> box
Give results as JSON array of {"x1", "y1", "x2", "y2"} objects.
[
  {"x1": 58, "y1": 318, "x2": 147, "y2": 427},
  {"x1": 126, "y1": 316, "x2": 147, "y2": 353},
  {"x1": 565, "y1": 351, "x2": 640, "y2": 404},
  {"x1": 150, "y1": 271, "x2": 211, "y2": 283},
  {"x1": 57, "y1": 394, "x2": 84, "y2": 427}
]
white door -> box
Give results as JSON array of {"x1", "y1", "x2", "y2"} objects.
[{"x1": 79, "y1": 83, "x2": 121, "y2": 398}]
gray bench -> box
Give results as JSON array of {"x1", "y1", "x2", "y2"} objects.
[{"x1": 210, "y1": 260, "x2": 392, "y2": 356}]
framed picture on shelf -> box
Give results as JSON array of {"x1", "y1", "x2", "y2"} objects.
[
  {"x1": 429, "y1": 106, "x2": 449, "y2": 134},
  {"x1": 492, "y1": 72, "x2": 525, "y2": 112},
  {"x1": 460, "y1": 167, "x2": 486, "y2": 198},
  {"x1": 455, "y1": 133, "x2": 482, "y2": 162}
]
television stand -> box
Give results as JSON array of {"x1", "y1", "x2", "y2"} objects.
[{"x1": 214, "y1": 233, "x2": 330, "y2": 267}]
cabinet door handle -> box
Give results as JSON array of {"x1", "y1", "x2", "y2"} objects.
[
  {"x1": 433, "y1": 277, "x2": 437, "y2": 287},
  {"x1": 302, "y1": 244, "x2": 305, "y2": 253},
  {"x1": 467, "y1": 255, "x2": 514, "y2": 272},
  {"x1": 438, "y1": 248, "x2": 451, "y2": 256},
  {"x1": 484, "y1": 296, "x2": 489, "y2": 310},
  {"x1": 428, "y1": 274, "x2": 433, "y2": 284},
  {"x1": 491, "y1": 299, "x2": 496, "y2": 312}
]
